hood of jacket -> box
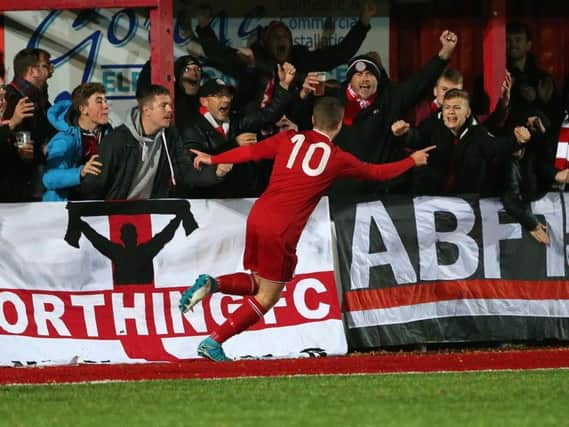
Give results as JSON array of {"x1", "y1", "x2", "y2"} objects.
[
  {"x1": 124, "y1": 106, "x2": 152, "y2": 145},
  {"x1": 47, "y1": 100, "x2": 77, "y2": 133}
]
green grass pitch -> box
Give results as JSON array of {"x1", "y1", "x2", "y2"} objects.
[{"x1": 1, "y1": 370, "x2": 567, "y2": 427}]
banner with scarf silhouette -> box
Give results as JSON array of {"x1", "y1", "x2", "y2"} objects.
[{"x1": 0, "y1": 198, "x2": 345, "y2": 366}]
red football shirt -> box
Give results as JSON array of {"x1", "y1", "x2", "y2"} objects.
[{"x1": 211, "y1": 129, "x2": 415, "y2": 281}]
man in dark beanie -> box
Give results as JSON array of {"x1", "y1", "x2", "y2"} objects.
[
  {"x1": 136, "y1": 54, "x2": 203, "y2": 126},
  {"x1": 296, "y1": 31, "x2": 458, "y2": 205},
  {"x1": 172, "y1": 55, "x2": 203, "y2": 125},
  {"x1": 342, "y1": 54, "x2": 385, "y2": 126}
]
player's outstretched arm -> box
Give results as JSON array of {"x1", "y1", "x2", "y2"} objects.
[
  {"x1": 190, "y1": 149, "x2": 213, "y2": 170},
  {"x1": 339, "y1": 145, "x2": 436, "y2": 182},
  {"x1": 410, "y1": 145, "x2": 436, "y2": 166}
]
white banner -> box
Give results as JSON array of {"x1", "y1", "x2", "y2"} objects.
[{"x1": 0, "y1": 198, "x2": 347, "y2": 365}]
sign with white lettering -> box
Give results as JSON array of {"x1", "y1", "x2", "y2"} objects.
[
  {"x1": 333, "y1": 193, "x2": 569, "y2": 348},
  {"x1": 0, "y1": 198, "x2": 346, "y2": 365}
]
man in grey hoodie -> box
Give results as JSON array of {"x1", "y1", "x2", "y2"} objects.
[{"x1": 82, "y1": 85, "x2": 230, "y2": 200}]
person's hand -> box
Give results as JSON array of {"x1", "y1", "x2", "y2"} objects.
[
  {"x1": 190, "y1": 148, "x2": 213, "y2": 169},
  {"x1": 391, "y1": 120, "x2": 410, "y2": 136},
  {"x1": 438, "y1": 30, "x2": 458, "y2": 60},
  {"x1": 410, "y1": 145, "x2": 436, "y2": 166},
  {"x1": 278, "y1": 62, "x2": 296, "y2": 90},
  {"x1": 236, "y1": 47, "x2": 255, "y2": 66},
  {"x1": 80, "y1": 154, "x2": 102, "y2": 178},
  {"x1": 196, "y1": 4, "x2": 213, "y2": 28},
  {"x1": 359, "y1": 1, "x2": 377, "y2": 27},
  {"x1": 215, "y1": 163, "x2": 233, "y2": 177},
  {"x1": 554, "y1": 168, "x2": 569, "y2": 184},
  {"x1": 526, "y1": 116, "x2": 546, "y2": 134},
  {"x1": 275, "y1": 115, "x2": 298, "y2": 132},
  {"x1": 514, "y1": 126, "x2": 531, "y2": 144},
  {"x1": 520, "y1": 84, "x2": 537, "y2": 103},
  {"x1": 3, "y1": 97, "x2": 35, "y2": 130},
  {"x1": 537, "y1": 77, "x2": 554, "y2": 104},
  {"x1": 17, "y1": 142, "x2": 34, "y2": 161},
  {"x1": 499, "y1": 71, "x2": 512, "y2": 108},
  {"x1": 299, "y1": 72, "x2": 319, "y2": 99},
  {"x1": 530, "y1": 223, "x2": 550, "y2": 245},
  {"x1": 236, "y1": 132, "x2": 257, "y2": 146}
]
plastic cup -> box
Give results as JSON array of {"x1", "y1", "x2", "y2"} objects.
[
  {"x1": 314, "y1": 72, "x2": 327, "y2": 96},
  {"x1": 14, "y1": 131, "x2": 31, "y2": 147}
]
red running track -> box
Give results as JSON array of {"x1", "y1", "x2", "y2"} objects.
[{"x1": 1, "y1": 348, "x2": 569, "y2": 385}]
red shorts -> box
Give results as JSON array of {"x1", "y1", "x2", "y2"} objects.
[{"x1": 243, "y1": 220, "x2": 297, "y2": 283}]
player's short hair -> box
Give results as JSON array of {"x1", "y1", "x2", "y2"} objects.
[
  {"x1": 71, "y1": 82, "x2": 106, "y2": 112},
  {"x1": 443, "y1": 88, "x2": 470, "y2": 105},
  {"x1": 137, "y1": 84, "x2": 170, "y2": 108},
  {"x1": 13, "y1": 48, "x2": 50, "y2": 78},
  {"x1": 438, "y1": 67, "x2": 463, "y2": 86},
  {"x1": 313, "y1": 97, "x2": 344, "y2": 131}
]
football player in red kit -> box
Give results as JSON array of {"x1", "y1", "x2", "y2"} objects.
[{"x1": 180, "y1": 96, "x2": 435, "y2": 361}]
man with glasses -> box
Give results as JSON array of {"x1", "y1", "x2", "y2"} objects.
[{"x1": 2, "y1": 48, "x2": 56, "y2": 201}]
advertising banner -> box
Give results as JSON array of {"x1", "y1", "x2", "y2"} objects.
[
  {"x1": 333, "y1": 193, "x2": 569, "y2": 348},
  {"x1": 0, "y1": 198, "x2": 346, "y2": 365}
]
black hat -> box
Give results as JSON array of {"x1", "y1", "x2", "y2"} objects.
[
  {"x1": 181, "y1": 54, "x2": 201, "y2": 69},
  {"x1": 198, "y1": 78, "x2": 235, "y2": 98},
  {"x1": 174, "y1": 54, "x2": 202, "y2": 81},
  {"x1": 345, "y1": 55, "x2": 382, "y2": 83}
]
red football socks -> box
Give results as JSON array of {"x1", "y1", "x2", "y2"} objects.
[
  {"x1": 216, "y1": 273, "x2": 258, "y2": 295},
  {"x1": 211, "y1": 297, "x2": 267, "y2": 343}
]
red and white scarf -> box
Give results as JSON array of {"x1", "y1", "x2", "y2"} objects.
[
  {"x1": 555, "y1": 116, "x2": 569, "y2": 170},
  {"x1": 430, "y1": 99, "x2": 440, "y2": 114},
  {"x1": 199, "y1": 106, "x2": 229, "y2": 137},
  {"x1": 260, "y1": 77, "x2": 275, "y2": 108},
  {"x1": 343, "y1": 85, "x2": 377, "y2": 126}
]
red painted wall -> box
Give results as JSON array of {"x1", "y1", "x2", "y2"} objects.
[{"x1": 390, "y1": 1, "x2": 569, "y2": 108}]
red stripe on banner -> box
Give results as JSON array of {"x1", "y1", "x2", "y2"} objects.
[
  {"x1": 344, "y1": 279, "x2": 569, "y2": 312},
  {"x1": 109, "y1": 215, "x2": 153, "y2": 247},
  {"x1": 108, "y1": 214, "x2": 153, "y2": 286},
  {"x1": 0, "y1": 271, "x2": 340, "y2": 362},
  {"x1": 0, "y1": 272, "x2": 339, "y2": 338}
]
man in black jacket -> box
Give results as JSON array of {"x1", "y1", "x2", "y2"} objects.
[
  {"x1": 292, "y1": 30, "x2": 458, "y2": 204},
  {"x1": 181, "y1": 63, "x2": 296, "y2": 198},
  {"x1": 2, "y1": 48, "x2": 56, "y2": 201},
  {"x1": 81, "y1": 85, "x2": 230, "y2": 200},
  {"x1": 392, "y1": 89, "x2": 529, "y2": 195},
  {"x1": 0, "y1": 76, "x2": 35, "y2": 201},
  {"x1": 502, "y1": 114, "x2": 569, "y2": 245}
]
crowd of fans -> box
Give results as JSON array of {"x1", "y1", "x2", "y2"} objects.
[{"x1": 1, "y1": 6, "x2": 568, "y2": 245}]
